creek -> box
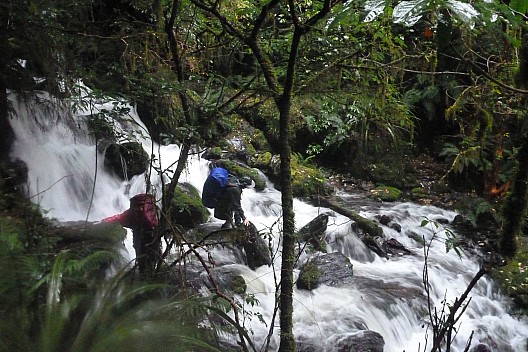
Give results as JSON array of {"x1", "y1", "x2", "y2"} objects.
[{"x1": 7, "y1": 90, "x2": 528, "y2": 352}]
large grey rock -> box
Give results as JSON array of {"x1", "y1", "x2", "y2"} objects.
[
  {"x1": 297, "y1": 252, "x2": 353, "y2": 290},
  {"x1": 324, "y1": 330, "x2": 385, "y2": 352}
]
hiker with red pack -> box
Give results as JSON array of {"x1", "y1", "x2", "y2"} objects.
[{"x1": 102, "y1": 193, "x2": 160, "y2": 275}]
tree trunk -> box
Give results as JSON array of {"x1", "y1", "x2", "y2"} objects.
[
  {"x1": 0, "y1": 5, "x2": 14, "y2": 161},
  {"x1": 277, "y1": 25, "x2": 304, "y2": 352},
  {"x1": 278, "y1": 98, "x2": 296, "y2": 351},
  {"x1": 499, "y1": 127, "x2": 528, "y2": 258}
]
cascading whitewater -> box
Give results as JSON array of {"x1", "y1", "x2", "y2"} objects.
[{"x1": 7, "y1": 91, "x2": 528, "y2": 352}]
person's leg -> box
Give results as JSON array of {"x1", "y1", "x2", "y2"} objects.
[{"x1": 133, "y1": 231, "x2": 146, "y2": 274}]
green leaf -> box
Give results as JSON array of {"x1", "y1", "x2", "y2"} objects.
[
  {"x1": 510, "y1": 0, "x2": 528, "y2": 14},
  {"x1": 392, "y1": 0, "x2": 431, "y2": 26}
]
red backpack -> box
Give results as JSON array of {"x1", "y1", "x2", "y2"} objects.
[{"x1": 130, "y1": 193, "x2": 158, "y2": 228}]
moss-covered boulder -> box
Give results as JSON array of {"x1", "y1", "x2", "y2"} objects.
[
  {"x1": 252, "y1": 151, "x2": 273, "y2": 170},
  {"x1": 410, "y1": 186, "x2": 429, "y2": 201},
  {"x1": 291, "y1": 155, "x2": 332, "y2": 198},
  {"x1": 296, "y1": 260, "x2": 322, "y2": 290},
  {"x1": 297, "y1": 252, "x2": 354, "y2": 290},
  {"x1": 489, "y1": 237, "x2": 528, "y2": 312},
  {"x1": 169, "y1": 183, "x2": 210, "y2": 230},
  {"x1": 104, "y1": 142, "x2": 149, "y2": 180},
  {"x1": 370, "y1": 185, "x2": 402, "y2": 202},
  {"x1": 253, "y1": 152, "x2": 332, "y2": 198},
  {"x1": 53, "y1": 221, "x2": 127, "y2": 255}
]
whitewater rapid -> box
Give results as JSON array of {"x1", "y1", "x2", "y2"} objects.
[{"x1": 8, "y1": 91, "x2": 528, "y2": 352}]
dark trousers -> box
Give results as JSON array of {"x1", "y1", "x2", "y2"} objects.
[{"x1": 132, "y1": 229, "x2": 161, "y2": 276}]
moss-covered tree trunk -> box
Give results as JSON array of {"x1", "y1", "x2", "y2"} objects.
[
  {"x1": 0, "y1": 5, "x2": 14, "y2": 161},
  {"x1": 500, "y1": 127, "x2": 528, "y2": 257},
  {"x1": 276, "y1": 27, "x2": 302, "y2": 352}
]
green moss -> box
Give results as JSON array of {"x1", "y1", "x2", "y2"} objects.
[
  {"x1": 371, "y1": 185, "x2": 402, "y2": 202},
  {"x1": 297, "y1": 261, "x2": 322, "y2": 290},
  {"x1": 210, "y1": 146, "x2": 223, "y2": 156},
  {"x1": 291, "y1": 154, "x2": 332, "y2": 198},
  {"x1": 410, "y1": 187, "x2": 429, "y2": 200},
  {"x1": 0, "y1": 216, "x2": 25, "y2": 252},
  {"x1": 490, "y1": 237, "x2": 528, "y2": 312},
  {"x1": 170, "y1": 183, "x2": 209, "y2": 229},
  {"x1": 253, "y1": 152, "x2": 273, "y2": 169}
]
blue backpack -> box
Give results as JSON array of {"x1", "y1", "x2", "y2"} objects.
[{"x1": 202, "y1": 167, "x2": 230, "y2": 209}]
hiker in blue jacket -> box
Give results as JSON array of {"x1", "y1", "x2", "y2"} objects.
[{"x1": 214, "y1": 175, "x2": 252, "y2": 229}]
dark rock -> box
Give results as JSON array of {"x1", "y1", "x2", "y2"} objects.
[
  {"x1": 378, "y1": 214, "x2": 392, "y2": 226},
  {"x1": 389, "y1": 223, "x2": 402, "y2": 232},
  {"x1": 297, "y1": 212, "x2": 332, "y2": 252},
  {"x1": 201, "y1": 265, "x2": 247, "y2": 295},
  {"x1": 297, "y1": 252, "x2": 353, "y2": 290},
  {"x1": 385, "y1": 238, "x2": 413, "y2": 256},
  {"x1": 104, "y1": 142, "x2": 149, "y2": 179},
  {"x1": 359, "y1": 234, "x2": 387, "y2": 258},
  {"x1": 241, "y1": 222, "x2": 271, "y2": 269},
  {"x1": 470, "y1": 344, "x2": 492, "y2": 352},
  {"x1": 324, "y1": 330, "x2": 385, "y2": 352}
]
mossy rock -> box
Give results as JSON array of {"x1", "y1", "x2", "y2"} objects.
[
  {"x1": 104, "y1": 142, "x2": 149, "y2": 180},
  {"x1": 291, "y1": 154, "x2": 332, "y2": 198},
  {"x1": 297, "y1": 261, "x2": 322, "y2": 290},
  {"x1": 410, "y1": 187, "x2": 429, "y2": 200},
  {"x1": 370, "y1": 185, "x2": 402, "y2": 202},
  {"x1": 169, "y1": 183, "x2": 210, "y2": 230},
  {"x1": 366, "y1": 163, "x2": 402, "y2": 185},
  {"x1": 252, "y1": 151, "x2": 273, "y2": 169},
  {"x1": 490, "y1": 237, "x2": 528, "y2": 313}
]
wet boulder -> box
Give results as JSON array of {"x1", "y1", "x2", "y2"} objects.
[
  {"x1": 104, "y1": 142, "x2": 149, "y2": 180},
  {"x1": 168, "y1": 182, "x2": 209, "y2": 230},
  {"x1": 359, "y1": 234, "x2": 413, "y2": 259},
  {"x1": 241, "y1": 222, "x2": 271, "y2": 269},
  {"x1": 324, "y1": 330, "x2": 385, "y2": 352},
  {"x1": 201, "y1": 265, "x2": 247, "y2": 295},
  {"x1": 297, "y1": 212, "x2": 332, "y2": 252},
  {"x1": 297, "y1": 252, "x2": 353, "y2": 290}
]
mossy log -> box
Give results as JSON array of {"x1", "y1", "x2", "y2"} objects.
[{"x1": 315, "y1": 197, "x2": 383, "y2": 238}]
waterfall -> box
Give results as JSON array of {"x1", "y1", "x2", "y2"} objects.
[{"x1": 7, "y1": 91, "x2": 528, "y2": 352}]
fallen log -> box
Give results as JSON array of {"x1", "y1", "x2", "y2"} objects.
[{"x1": 312, "y1": 197, "x2": 383, "y2": 238}]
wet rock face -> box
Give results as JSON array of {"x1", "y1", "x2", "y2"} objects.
[
  {"x1": 297, "y1": 252, "x2": 354, "y2": 290},
  {"x1": 242, "y1": 222, "x2": 271, "y2": 269},
  {"x1": 325, "y1": 330, "x2": 385, "y2": 352},
  {"x1": 297, "y1": 330, "x2": 385, "y2": 352},
  {"x1": 297, "y1": 212, "x2": 331, "y2": 252},
  {"x1": 104, "y1": 142, "x2": 149, "y2": 180}
]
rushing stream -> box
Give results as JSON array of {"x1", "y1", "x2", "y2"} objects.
[{"x1": 7, "y1": 90, "x2": 528, "y2": 351}]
